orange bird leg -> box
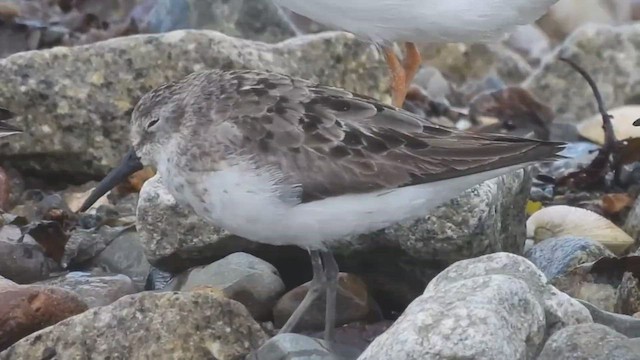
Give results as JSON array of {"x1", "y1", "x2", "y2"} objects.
[{"x1": 383, "y1": 43, "x2": 423, "y2": 107}]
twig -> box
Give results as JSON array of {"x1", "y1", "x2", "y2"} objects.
[{"x1": 556, "y1": 57, "x2": 620, "y2": 188}]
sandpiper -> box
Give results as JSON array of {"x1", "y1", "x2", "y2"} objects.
[
  {"x1": 0, "y1": 107, "x2": 22, "y2": 137},
  {"x1": 79, "y1": 69, "x2": 564, "y2": 342},
  {"x1": 273, "y1": 0, "x2": 560, "y2": 107}
]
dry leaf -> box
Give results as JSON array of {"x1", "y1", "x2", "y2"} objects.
[
  {"x1": 468, "y1": 86, "x2": 554, "y2": 140},
  {"x1": 601, "y1": 193, "x2": 633, "y2": 216}
]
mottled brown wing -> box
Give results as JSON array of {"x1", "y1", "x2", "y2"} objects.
[{"x1": 203, "y1": 70, "x2": 564, "y2": 202}]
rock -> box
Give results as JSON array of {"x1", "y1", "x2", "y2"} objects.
[
  {"x1": 578, "y1": 299, "x2": 640, "y2": 338},
  {"x1": 273, "y1": 273, "x2": 376, "y2": 332},
  {"x1": 624, "y1": 196, "x2": 640, "y2": 243},
  {"x1": 526, "y1": 205, "x2": 634, "y2": 255},
  {"x1": 61, "y1": 226, "x2": 125, "y2": 268},
  {"x1": 504, "y1": 24, "x2": 552, "y2": 66},
  {"x1": 419, "y1": 43, "x2": 532, "y2": 86},
  {"x1": 525, "y1": 236, "x2": 615, "y2": 281},
  {"x1": 248, "y1": 333, "x2": 362, "y2": 360},
  {"x1": 139, "y1": 0, "x2": 296, "y2": 43},
  {"x1": 0, "y1": 224, "x2": 62, "y2": 283},
  {"x1": 525, "y1": 24, "x2": 640, "y2": 125},
  {"x1": 358, "y1": 275, "x2": 546, "y2": 360},
  {"x1": 359, "y1": 253, "x2": 592, "y2": 360},
  {"x1": 0, "y1": 30, "x2": 388, "y2": 179},
  {"x1": 34, "y1": 271, "x2": 135, "y2": 308},
  {"x1": 0, "y1": 278, "x2": 87, "y2": 351},
  {"x1": 164, "y1": 252, "x2": 285, "y2": 320},
  {"x1": 538, "y1": 323, "x2": 640, "y2": 360},
  {"x1": 88, "y1": 227, "x2": 151, "y2": 291},
  {"x1": 537, "y1": 0, "x2": 625, "y2": 41},
  {"x1": 0, "y1": 291, "x2": 267, "y2": 359},
  {"x1": 136, "y1": 175, "x2": 259, "y2": 272},
  {"x1": 577, "y1": 105, "x2": 640, "y2": 145},
  {"x1": 423, "y1": 252, "x2": 592, "y2": 335},
  {"x1": 138, "y1": 166, "x2": 532, "y2": 311}
]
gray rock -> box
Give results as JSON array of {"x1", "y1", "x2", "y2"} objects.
[
  {"x1": 424, "y1": 252, "x2": 592, "y2": 336},
  {"x1": 525, "y1": 236, "x2": 615, "y2": 281},
  {"x1": 0, "y1": 291, "x2": 268, "y2": 359},
  {"x1": 0, "y1": 225, "x2": 62, "y2": 284},
  {"x1": 538, "y1": 323, "x2": 640, "y2": 360},
  {"x1": 248, "y1": 333, "x2": 361, "y2": 360},
  {"x1": 164, "y1": 252, "x2": 285, "y2": 320},
  {"x1": 358, "y1": 274, "x2": 546, "y2": 360},
  {"x1": 34, "y1": 271, "x2": 136, "y2": 308},
  {"x1": 140, "y1": 0, "x2": 296, "y2": 43},
  {"x1": 0, "y1": 30, "x2": 387, "y2": 179},
  {"x1": 524, "y1": 23, "x2": 640, "y2": 125},
  {"x1": 578, "y1": 299, "x2": 640, "y2": 338},
  {"x1": 137, "y1": 175, "x2": 259, "y2": 272},
  {"x1": 89, "y1": 228, "x2": 150, "y2": 291},
  {"x1": 624, "y1": 196, "x2": 640, "y2": 243}
]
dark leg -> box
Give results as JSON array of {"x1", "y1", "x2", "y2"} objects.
[
  {"x1": 278, "y1": 250, "x2": 325, "y2": 334},
  {"x1": 321, "y1": 251, "x2": 339, "y2": 342}
]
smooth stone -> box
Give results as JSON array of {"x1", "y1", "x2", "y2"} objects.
[
  {"x1": 0, "y1": 225, "x2": 62, "y2": 283},
  {"x1": 273, "y1": 273, "x2": 375, "y2": 332},
  {"x1": 0, "y1": 277, "x2": 87, "y2": 351},
  {"x1": 0, "y1": 291, "x2": 267, "y2": 359},
  {"x1": 164, "y1": 252, "x2": 285, "y2": 320},
  {"x1": 525, "y1": 24, "x2": 640, "y2": 125},
  {"x1": 624, "y1": 197, "x2": 640, "y2": 243},
  {"x1": 424, "y1": 252, "x2": 592, "y2": 336},
  {"x1": 34, "y1": 271, "x2": 135, "y2": 308},
  {"x1": 578, "y1": 299, "x2": 640, "y2": 338},
  {"x1": 88, "y1": 228, "x2": 151, "y2": 291},
  {"x1": 140, "y1": 0, "x2": 296, "y2": 43},
  {"x1": 358, "y1": 274, "x2": 546, "y2": 360},
  {"x1": 0, "y1": 30, "x2": 388, "y2": 179},
  {"x1": 538, "y1": 323, "x2": 640, "y2": 360},
  {"x1": 247, "y1": 333, "x2": 361, "y2": 360},
  {"x1": 525, "y1": 236, "x2": 615, "y2": 281}
]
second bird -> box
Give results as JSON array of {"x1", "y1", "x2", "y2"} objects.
[{"x1": 273, "y1": 0, "x2": 560, "y2": 107}]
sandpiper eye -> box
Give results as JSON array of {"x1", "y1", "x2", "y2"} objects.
[{"x1": 146, "y1": 117, "x2": 160, "y2": 130}]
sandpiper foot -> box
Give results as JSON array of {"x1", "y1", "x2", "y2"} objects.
[
  {"x1": 383, "y1": 42, "x2": 423, "y2": 108},
  {"x1": 278, "y1": 250, "x2": 339, "y2": 343}
]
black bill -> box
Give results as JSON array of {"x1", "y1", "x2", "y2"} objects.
[{"x1": 78, "y1": 148, "x2": 144, "y2": 212}]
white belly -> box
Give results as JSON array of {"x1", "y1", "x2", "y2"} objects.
[
  {"x1": 273, "y1": 0, "x2": 559, "y2": 43},
  {"x1": 162, "y1": 162, "x2": 531, "y2": 250}
]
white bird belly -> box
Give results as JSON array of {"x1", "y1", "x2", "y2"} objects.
[
  {"x1": 273, "y1": 0, "x2": 559, "y2": 43},
  {"x1": 163, "y1": 162, "x2": 530, "y2": 250}
]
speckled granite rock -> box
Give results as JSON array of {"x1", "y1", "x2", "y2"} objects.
[
  {"x1": 164, "y1": 252, "x2": 285, "y2": 320},
  {"x1": 358, "y1": 253, "x2": 592, "y2": 360},
  {"x1": 524, "y1": 23, "x2": 640, "y2": 125},
  {"x1": 35, "y1": 271, "x2": 136, "y2": 308},
  {"x1": 0, "y1": 30, "x2": 387, "y2": 179},
  {"x1": 0, "y1": 291, "x2": 267, "y2": 359},
  {"x1": 0, "y1": 277, "x2": 88, "y2": 351},
  {"x1": 141, "y1": 0, "x2": 296, "y2": 43},
  {"x1": 538, "y1": 323, "x2": 640, "y2": 360},
  {"x1": 358, "y1": 275, "x2": 546, "y2": 360},
  {"x1": 138, "y1": 166, "x2": 532, "y2": 309}
]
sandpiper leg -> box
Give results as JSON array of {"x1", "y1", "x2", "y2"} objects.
[
  {"x1": 382, "y1": 46, "x2": 407, "y2": 108},
  {"x1": 278, "y1": 250, "x2": 325, "y2": 334},
  {"x1": 320, "y1": 251, "x2": 339, "y2": 342},
  {"x1": 403, "y1": 42, "x2": 422, "y2": 88},
  {"x1": 383, "y1": 43, "x2": 422, "y2": 108}
]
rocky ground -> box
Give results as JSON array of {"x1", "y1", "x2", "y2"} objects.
[{"x1": 2, "y1": 0, "x2": 640, "y2": 359}]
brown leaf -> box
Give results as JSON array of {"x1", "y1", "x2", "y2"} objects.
[
  {"x1": 115, "y1": 166, "x2": 155, "y2": 194},
  {"x1": 615, "y1": 137, "x2": 640, "y2": 166},
  {"x1": 22, "y1": 221, "x2": 68, "y2": 263},
  {"x1": 601, "y1": 193, "x2": 634, "y2": 216},
  {"x1": 468, "y1": 86, "x2": 554, "y2": 140}
]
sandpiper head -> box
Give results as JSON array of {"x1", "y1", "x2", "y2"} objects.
[{"x1": 78, "y1": 79, "x2": 188, "y2": 212}]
